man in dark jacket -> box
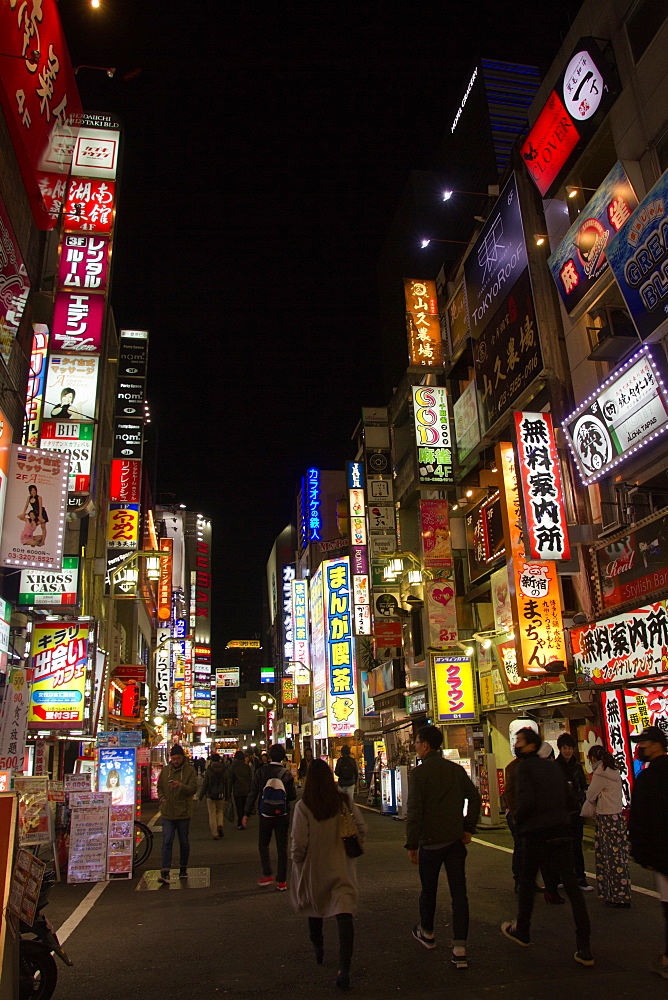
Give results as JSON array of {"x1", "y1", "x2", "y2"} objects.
[
  {"x1": 198, "y1": 753, "x2": 229, "y2": 839},
  {"x1": 555, "y1": 733, "x2": 591, "y2": 889},
  {"x1": 229, "y1": 750, "x2": 253, "y2": 829},
  {"x1": 335, "y1": 744, "x2": 358, "y2": 801},
  {"x1": 629, "y1": 726, "x2": 668, "y2": 980},
  {"x1": 501, "y1": 728, "x2": 593, "y2": 965},
  {"x1": 405, "y1": 725, "x2": 481, "y2": 969},
  {"x1": 243, "y1": 743, "x2": 296, "y2": 891}
]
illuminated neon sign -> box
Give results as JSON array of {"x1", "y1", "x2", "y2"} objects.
[{"x1": 307, "y1": 467, "x2": 321, "y2": 541}]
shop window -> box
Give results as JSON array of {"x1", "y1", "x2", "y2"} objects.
[{"x1": 626, "y1": 0, "x2": 667, "y2": 63}]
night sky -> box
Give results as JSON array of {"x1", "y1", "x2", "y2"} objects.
[{"x1": 58, "y1": 0, "x2": 583, "y2": 650}]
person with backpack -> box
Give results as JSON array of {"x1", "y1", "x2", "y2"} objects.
[
  {"x1": 335, "y1": 745, "x2": 358, "y2": 802},
  {"x1": 199, "y1": 753, "x2": 230, "y2": 839},
  {"x1": 243, "y1": 743, "x2": 296, "y2": 890}
]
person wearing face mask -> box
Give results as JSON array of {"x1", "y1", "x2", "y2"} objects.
[
  {"x1": 628, "y1": 726, "x2": 668, "y2": 980},
  {"x1": 585, "y1": 745, "x2": 630, "y2": 907},
  {"x1": 556, "y1": 734, "x2": 590, "y2": 890}
]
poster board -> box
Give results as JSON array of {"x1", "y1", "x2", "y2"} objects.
[
  {"x1": 8, "y1": 849, "x2": 46, "y2": 926},
  {"x1": 13, "y1": 777, "x2": 52, "y2": 846},
  {"x1": 67, "y1": 791, "x2": 110, "y2": 883}
]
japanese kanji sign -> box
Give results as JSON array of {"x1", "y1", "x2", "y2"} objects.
[
  {"x1": 40, "y1": 421, "x2": 94, "y2": 493},
  {"x1": 29, "y1": 622, "x2": 91, "y2": 730},
  {"x1": 310, "y1": 565, "x2": 327, "y2": 719},
  {"x1": 547, "y1": 161, "x2": 638, "y2": 312},
  {"x1": 412, "y1": 385, "x2": 454, "y2": 483},
  {"x1": 498, "y1": 441, "x2": 567, "y2": 677},
  {"x1": 562, "y1": 346, "x2": 668, "y2": 485},
  {"x1": 323, "y1": 557, "x2": 358, "y2": 737},
  {"x1": 0, "y1": 668, "x2": 30, "y2": 769},
  {"x1": 347, "y1": 461, "x2": 370, "y2": 636},
  {"x1": 514, "y1": 412, "x2": 570, "y2": 560},
  {"x1": 0, "y1": 198, "x2": 30, "y2": 366},
  {"x1": 572, "y1": 601, "x2": 668, "y2": 687},
  {"x1": 107, "y1": 504, "x2": 139, "y2": 549},
  {"x1": 404, "y1": 279, "x2": 443, "y2": 368},
  {"x1": 24, "y1": 325, "x2": 49, "y2": 448},
  {"x1": 432, "y1": 655, "x2": 476, "y2": 722},
  {"x1": 290, "y1": 578, "x2": 311, "y2": 684},
  {"x1": 57, "y1": 234, "x2": 110, "y2": 296},
  {"x1": 109, "y1": 458, "x2": 141, "y2": 504},
  {"x1": 64, "y1": 178, "x2": 115, "y2": 233},
  {"x1": 601, "y1": 688, "x2": 633, "y2": 807},
  {"x1": 465, "y1": 492, "x2": 505, "y2": 583}
]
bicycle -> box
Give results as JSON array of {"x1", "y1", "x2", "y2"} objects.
[{"x1": 133, "y1": 821, "x2": 153, "y2": 868}]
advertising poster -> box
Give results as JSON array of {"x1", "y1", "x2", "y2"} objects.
[
  {"x1": 13, "y1": 777, "x2": 51, "y2": 846},
  {"x1": 594, "y1": 511, "x2": 668, "y2": 610},
  {"x1": 40, "y1": 421, "x2": 94, "y2": 493},
  {"x1": 9, "y1": 849, "x2": 46, "y2": 926},
  {"x1": 323, "y1": 557, "x2": 359, "y2": 737},
  {"x1": 0, "y1": 668, "x2": 30, "y2": 771},
  {"x1": 0, "y1": 445, "x2": 69, "y2": 570},
  {"x1": 426, "y1": 580, "x2": 458, "y2": 647},
  {"x1": 216, "y1": 667, "x2": 240, "y2": 687},
  {"x1": 474, "y1": 268, "x2": 543, "y2": 433},
  {"x1": 606, "y1": 167, "x2": 668, "y2": 341},
  {"x1": 419, "y1": 499, "x2": 453, "y2": 571},
  {"x1": 108, "y1": 803, "x2": 134, "y2": 877},
  {"x1": 412, "y1": 385, "x2": 454, "y2": 484},
  {"x1": 67, "y1": 791, "x2": 111, "y2": 883},
  {"x1": 453, "y1": 380, "x2": 480, "y2": 463},
  {"x1": 404, "y1": 278, "x2": 443, "y2": 367},
  {"x1": 547, "y1": 161, "x2": 638, "y2": 312},
  {"x1": 0, "y1": 408, "x2": 14, "y2": 549},
  {"x1": 19, "y1": 555, "x2": 80, "y2": 607},
  {"x1": 45, "y1": 354, "x2": 99, "y2": 423},
  {"x1": 0, "y1": 198, "x2": 31, "y2": 366},
  {"x1": 97, "y1": 748, "x2": 137, "y2": 808},
  {"x1": 571, "y1": 601, "x2": 668, "y2": 687},
  {"x1": 490, "y1": 567, "x2": 513, "y2": 634},
  {"x1": 29, "y1": 622, "x2": 91, "y2": 730},
  {"x1": 514, "y1": 412, "x2": 570, "y2": 561},
  {"x1": 431, "y1": 655, "x2": 477, "y2": 722}
]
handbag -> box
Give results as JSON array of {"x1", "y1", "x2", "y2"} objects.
[
  {"x1": 224, "y1": 798, "x2": 235, "y2": 823},
  {"x1": 580, "y1": 798, "x2": 596, "y2": 819},
  {"x1": 340, "y1": 803, "x2": 364, "y2": 858}
]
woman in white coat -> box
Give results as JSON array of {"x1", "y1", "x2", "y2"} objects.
[
  {"x1": 290, "y1": 758, "x2": 367, "y2": 990},
  {"x1": 586, "y1": 745, "x2": 631, "y2": 907}
]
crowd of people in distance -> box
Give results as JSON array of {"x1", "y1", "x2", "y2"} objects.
[{"x1": 154, "y1": 723, "x2": 668, "y2": 988}]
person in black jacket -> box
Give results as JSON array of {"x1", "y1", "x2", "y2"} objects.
[
  {"x1": 555, "y1": 733, "x2": 591, "y2": 890},
  {"x1": 501, "y1": 728, "x2": 593, "y2": 966},
  {"x1": 229, "y1": 750, "x2": 253, "y2": 829},
  {"x1": 629, "y1": 726, "x2": 668, "y2": 980},
  {"x1": 243, "y1": 743, "x2": 296, "y2": 890}
]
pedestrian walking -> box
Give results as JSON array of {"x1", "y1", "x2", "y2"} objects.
[
  {"x1": 298, "y1": 746, "x2": 314, "y2": 783},
  {"x1": 229, "y1": 749, "x2": 253, "y2": 829},
  {"x1": 243, "y1": 743, "x2": 296, "y2": 890},
  {"x1": 628, "y1": 725, "x2": 668, "y2": 979},
  {"x1": 500, "y1": 727, "x2": 594, "y2": 966},
  {"x1": 290, "y1": 758, "x2": 367, "y2": 990},
  {"x1": 157, "y1": 744, "x2": 198, "y2": 883},
  {"x1": 334, "y1": 745, "x2": 358, "y2": 802},
  {"x1": 405, "y1": 724, "x2": 481, "y2": 969},
  {"x1": 556, "y1": 733, "x2": 591, "y2": 891},
  {"x1": 199, "y1": 752, "x2": 229, "y2": 839},
  {"x1": 504, "y1": 753, "x2": 548, "y2": 897},
  {"x1": 584, "y1": 745, "x2": 630, "y2": 907}
]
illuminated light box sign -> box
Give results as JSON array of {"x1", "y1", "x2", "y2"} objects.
[
  {"x1": 29, "y1": 622, "x2": 91, "y2": 730},
  {"x1": 52, "y1": 290, "x2": 105, "y2": 354},
  {"x1": 45, "y1": 354, "x2": 99, "y2": 423},
  {"x1": 593, "y1": 510, "x2": 668, "y2": 611},
  {"x1": 70, "y1": 127, "x2": 120, "y2": 180},
  {"x1": 157, "y1": 538, "x2": 172, "y2": 622},
  {"x1": 19, "y1": 556, "x2": 79, "y2": 606},
  {"x1": 347, "y1": 461, "x2": 370, "y2": 637},
  {"x1": 113, "y1": 420, "x2": 143, "y2": 461},
  {"x1": 216, "y1": 667, "x2": 240, "y2": 687},
  {"x1": 426, "y1": 581, "x2": 458, "y2": 648},
  {"x1": 282, "y1": 563, "x2": 296, "y2": 665},
  {"x1": 547, "y1": 161, "x2": 638, "y2": 312},
  {"x1": 107, "y1": 504, "x2": 140, "y2": 550},
  {"x1": 465, "y1": 492, "x2": 505, "y2": 583},
  {"x1": 453, "y1": 380, "x2": 480, "y2": 464},
  {"x1": 115, "y1": 379, "x2": 144, "y2": 419},
  {"x1": 58, "y1": 234, "x2": 110, "y2": 295},
  {"x1": 110, "y1": 458, "x2": 141, "y2": 504},
  {"x1": 307, "y1": 467, "x2": 321, "y2": 541},
  {"x1": 419, "y1": 499, "x2": 453, "y2": 572},
  {"x1": 64, "y1": 179, "x2": 115, "y2": 234},
  {"x1": 412, "y1": 385, "x2": 453, "y2": 484},
  {"x1": 514, "y1": 412, "x2": 570, "y2": 561},
  {"x1": 0, "y1": 446, "x2": 69, "y2": 570},
  {"x1": 310, "y1": 565, "x2": 327, "y2": 719},
  {"x1": 40, "y1": 421, "x2": 93, "y2": 494},
  {"x1": 0, "y1": 408, "x2": 12, "y2": 550},
  {"x1": 562, "y1": 347, "x2": 668, "y2": 485},
  {"x1": 0, "y1": 198, "x2": 30, "y2": 367},
  {"x1": 323, "y1": 557, "x2": 359, "y2": 737},
  {"x1": 432, "y1": 655, "x2": 476, "y2": 722},
  {"x1": 571, "y1": 601, "x2": 668, "y2": 687},
  {"x1": 24, "y1": 325, "x2": 50, "y2": 448},
  {"x1": 226, "y1": 640, "x2": 261, "y2": 648},
  {"x1": 282, "y1": 676, "x2": 298, "y2": 705},
  {"x1": 521, "y1": 90, "x2": 580, "y2": 198},
  {"x1": 118, "y1": 330, "x2": 149, "y2": 378},
  {"x1": 155, "y1": 626, "x2": 171, "y2": 716},
  {"x1": 404, "y1": 279, "x2": 443, "y2": 368},
  {"x1": 291, "y1": 579, "x2": 311, "y2": 683},
  {"x1": 606, "y1": 167, "x2": 668, "y2": 341},
  {"x1": 260, "y1": 667, "x2": 275, "y2": 683}
]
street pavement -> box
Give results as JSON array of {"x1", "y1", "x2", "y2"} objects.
[{"x1": 45, "y1": 798, "x2": 662, "y2": 1000}]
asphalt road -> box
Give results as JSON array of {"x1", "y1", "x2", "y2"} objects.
[{"x1": 43, "y1": 800, "x2": 662, "y2": 1000}]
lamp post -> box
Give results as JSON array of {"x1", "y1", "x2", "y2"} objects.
[
  {"x1": 102, "y1": 549, "x2": 168, "y2": 731},
  {"x1": 251, "y1": 694, "x2": 275, "y2": 749}
]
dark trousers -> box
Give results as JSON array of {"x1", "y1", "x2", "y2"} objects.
[
  {"x1": 507, "y1": 813, "x2": 557, "y2": 892},
  {"x1": 517, "y1": 833, "x2": 590, "y2": 949},
  {"x1": 234, "y1": 795, "x2": 246, "y2": 825},
  {"x1": 258, "y1": 814, "x2": 289, "y2": 882},
  {"x1": 570, "y1": 815, "x2": 586, "y2": 880},
  {"x1": 418, "y1": 840, "x2": 469, "y2": 944},
  {"x1": 161, "y1": 818, "x2": 190, "y2": 870},
  {"x1": 308, "y1": 914, "x2": 354, "y2": 974}
]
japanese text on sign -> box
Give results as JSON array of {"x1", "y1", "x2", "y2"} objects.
[
  {"x1": 514, "y1": 412, "x2": 570, "y2": 560},
  {"x1": 404, "y1": 279, "x2": 443, "y2": 368},
  {"x1": 412, "y1": 385, "x2": 453, "y2": 483},
  {"x1": 324, "y1": 558, "x2": 358, "y2": 737}
]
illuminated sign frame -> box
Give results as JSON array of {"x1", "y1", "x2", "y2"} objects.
[
  {"x1": 291, "y1": 579, "x2": 311, "y2": 684},
  {"x1": 514, "y1": 411, "x2": 570, "y2": 561},
  {"x1": 412, "y1": 385, "x2": 454, "y2": 484},
  {"x1": 404, "y1": 279, "x2": 443, "y2": 368},
  {"x1": 323, "y1": 557, "x2": 358, "y2": 737},
  {"x1": 431, "y1": 654, "x2": 476, "y2": 722}
]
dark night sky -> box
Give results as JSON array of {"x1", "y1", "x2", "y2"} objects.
[{"x1": 58, "y1": 0, "x2": 583, "y2": 650}]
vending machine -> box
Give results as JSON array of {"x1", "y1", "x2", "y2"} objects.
[
  {"x1": 394, "y1": 766, "x2": 408, "y2": 820},
  {"x1": 380, "y1": 768, "x2": 397, "y2": 815}
]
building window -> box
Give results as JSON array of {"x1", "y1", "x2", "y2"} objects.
[{"x1": 626, "y1": 0, "x2": 667, "y2": 63}]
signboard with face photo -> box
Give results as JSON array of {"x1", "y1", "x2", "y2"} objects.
[
  {"x1": 45, "y1": 354, "x2": 99, "y2": 424},
  {"x1": 562, "y1": 346, "x2": 668, "y2": 485},
  {"x1": 0, "y1": 446, "x2": 69, "y2": 570}
]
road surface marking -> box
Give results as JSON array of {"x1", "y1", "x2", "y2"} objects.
[{"x1": 56, "y1": 880, "x2": 110, "y2": 945}]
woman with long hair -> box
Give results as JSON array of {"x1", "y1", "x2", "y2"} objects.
[
  {"x1": 290, "y1": 758, "x2": 366, "y2": 990},
  {"x1": 22, "y1": 484, "x2": 48, "y2": 546},
  {"x1": 585, "y1": 745, "x2": 631, "y2": 907}
]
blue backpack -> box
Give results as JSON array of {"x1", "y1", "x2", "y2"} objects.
[{"x1": 260, "y1": 768, "x2": 289, "y2": 817}]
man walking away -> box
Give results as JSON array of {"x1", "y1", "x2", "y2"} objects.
[
  {"x1": 405, "y1": 725, "x2": 481, "y2": 970},
  {"x1": 555, "y1": 733, "x2": 591, "y2": 890},
  {"x1": 230, "y1": 750, "x2": 253, "y2": 829},
  {"x1": 335, "y1": 745, "x2": 358, "y2": 801},
  {"x1": 157, "y1": 745, "x2": 198, "y2": 883},
  {"x1": 501, "y1": 728, "x2": 593, "y2": 966},
  {"x1": 199, "y1": 752, "x2": 229, "y2": 839},
  {"x1": 629, "y1": 726, "x2": 668, "y2": 979},
  {"x1": 243, "y1": 743, "x2": 296, "y2": 890}
]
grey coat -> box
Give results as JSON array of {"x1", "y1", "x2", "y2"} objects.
[{"x1": 289, "y1": 799, "x2": 367, "y2": 918}]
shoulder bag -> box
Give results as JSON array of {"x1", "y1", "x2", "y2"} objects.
[
  {"x1": 580, "y1": 797, "x2": 596, "y2": 819},
  {"x1": 340, "y1": 802, "x2": 364, "y2": 858}
]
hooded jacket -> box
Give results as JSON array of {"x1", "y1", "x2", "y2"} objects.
[
  {"x1": 157, "y1": 759, "x2": 198, "y2": 819},
  {"x1": 629, "y1": 753, "x2": 668, "y2": 874},
  {"x1": 199, "y1": 760, "x2": 229, "y2": 801},
  {"x1": 405, "y1": 751, "x2": 481, "y2": 850},
  {"x1": 229, "y1": 758, "x2": 253, "y2": 797},
  {"x1": 585, "y1": 761, "x2": 624, "y2": 815}
]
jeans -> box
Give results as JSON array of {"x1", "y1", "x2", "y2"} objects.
[
  {"x1": 206, "y1": 798, "x2": 224, "y2": 836},
  {"x1": 308, "y1": 914, "x2": 354, "y2": 974},
  {"x1": 161, "y1": 818, "x2": 190, "y2": 870},
  {"x1": 517, "y1": 832, "x2": 590, "y2": 949},
  {"x1": 258, "y1": 814, "x2": 289, "y2": 882},
  {"x1": 418, "y1": 840, "x2": 469, "y2": 944}
]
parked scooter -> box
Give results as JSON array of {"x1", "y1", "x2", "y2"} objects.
[{"x1": 19, "y1": 868, "x2": 73, "y2": 1000}]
